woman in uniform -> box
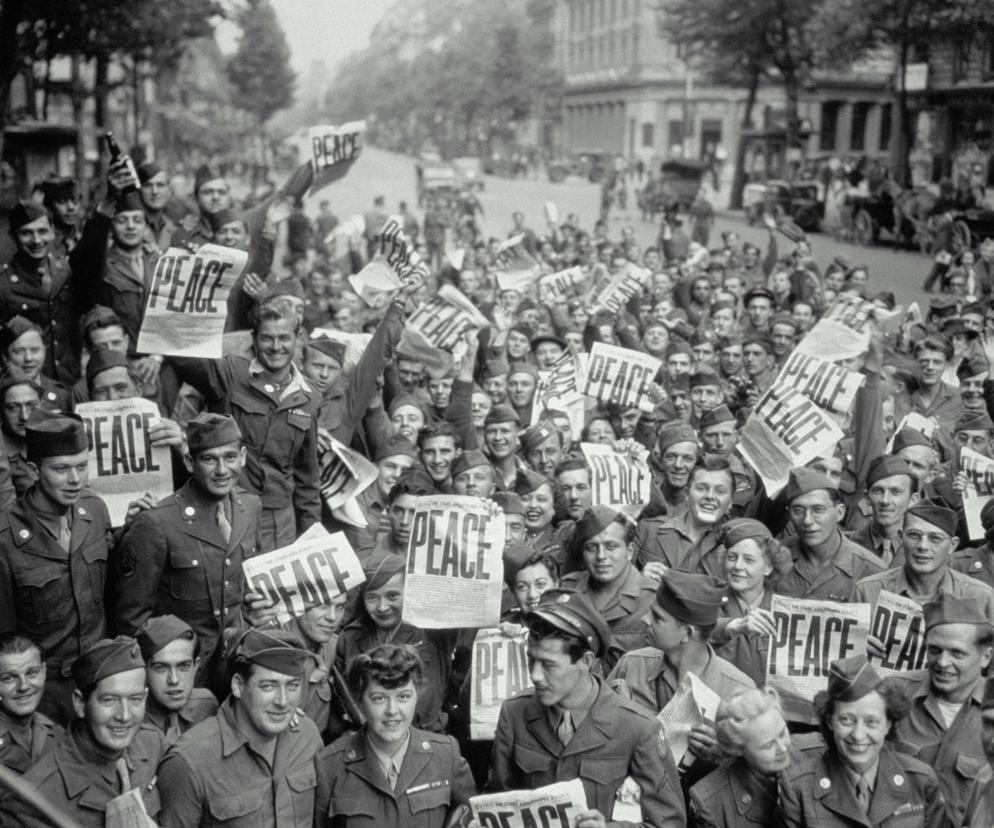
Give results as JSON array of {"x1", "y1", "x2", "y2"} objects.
[
  {"x1": 314, "y1": 644, "x2": 476, "y2": 828},
  {"x1": 780, "y1": 655, "x2": 948, "y2": 828}
]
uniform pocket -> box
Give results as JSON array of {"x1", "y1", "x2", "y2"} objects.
[
  {"x1": 18, "y1": 563, "x2": 72, "y2": 625},
  {"x1": 208, "y1": 787, "x2": 266, "y2": 823},
  {"x1": 579, "y1": 756, "x2": 627, "y2": 788},
  {"x1": 408, "y1": 784, "x2": 450, "y2": 813},
  {"x1": 330, "y1": 796, "x2": 376, "y2": 817},
  {"x1": 513, "y1": 744, "x2": 552, "y2": 787},
  {"x1": 167, "y1": 547, "x2": 207, "y2": 601},
  {"x1": 79, "y1": 536, "x2": 108, "y2": 599}
]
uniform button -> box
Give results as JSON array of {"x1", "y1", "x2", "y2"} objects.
[
  {"x1": 264, "y1": 384, "x2": 274, "y2": 393},
  {"x1": 213, "y1": 610, "x2": 220, "y2": 617},
  {"x1": 78, "y1": 507, "x2": 86, "y2": 516},
  {"x1": 184, "y1": 507, "x2": 195, "y2": 517},
  {"x1": 222, "y1": 607, "x2": 228, "y2": 614},
  {"x1": 9, "y1": 275, "x2": 17, "y2": 283},
  {"x1": 975, "y1": 561, "x2": 983, "y2": 570},
  {"x1": 21, "y1": 304, "x2": 27, "y2": 310},
  {"x1": 741, "y1": 794, "x2": 751, "y2": 804},
  {"x1": 18, "y1": 529, "x2": 29, "y2": 539},
  {"x1": 893, "y1": 775, "x2": 904, "y2": 786},
  {"x1": 191, "y1": 559, "x2": 198, "y2": 566},
  {"x1": 819, "y1": 778, "x2": 831, "y2": 789},
  {"x1": 224, "y1": 559, "x2": 231, "y2": 566},
  {"x1": 223, "y1": 580, "x2": 229, "y2": 587}
]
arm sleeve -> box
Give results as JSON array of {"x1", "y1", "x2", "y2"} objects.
[
  {"x1": 627, "y1": 719, "x2": 687, "y2": 828},
  {"x1": 762, "y1": 231, "x2": 778, "y2": 277},
  {"x1": 687, "y1": 790, "x2": 722, "y2": 828},
  {"x1": 445, "y1": 379, "x2": 478, "y2": 450},
  {"x1": 341, "y1": 302, "x2": 405, "y2": 441},
  {"x1": 485, "y1": 701, "x2": 518, "y2": 793},
  {"x1": 69, "y1": 210, "x2": 112, "y2": 314},
  {"x1": 851, "y1": 372, "x2": 884, "y2": 498},
  {"x1": 777, "y1": 774, "x2": 804, "y2": 828},
  {"x1": 156, "y1": 753, "x2": 206, "y2": 828},
  {"x1": 169, "y1": 354, "x2": 231, "y2": 404},
  {"x1": 0, "y1": 443, "x2": 15, "y2": 514},
  {"x1": 293, "y1": 418, "x2": 322, "y2": 533},
  {"x1": 112, "y1": 513, "x2": 168, "y2": 635}
]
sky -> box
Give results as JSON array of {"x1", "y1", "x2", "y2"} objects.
[{"x1": 270, "y1": 0, "x2": 396, "y2": 76}]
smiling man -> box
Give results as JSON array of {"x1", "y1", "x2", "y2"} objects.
[
  {"x1": 893, "y1": 597, "x2": 994, "y2": 826},
  {"x1": 850, "y1": 455, "x2": 918, "y2": 566},
  {"x1": 911, "y1": 335, "x2": 963, "y2": 435},
  {"x1": 648, "y1": 422, "x2": 699, "y2": 518},
  {"x1": 171, "y1": 298, "x2": 322, "y2": 550},
  {"x1": 488, "y1": 587, "x2": 685, "y2": 828},
  {"x1": 2, "y1": 636, "x2": 164, "y2": 827},
  {"x1": 0, "y1": 633, "x2": 60, "y2": 773},
  {"x1": 157, "y1": 628, "x2": 321, "y2": 828}
]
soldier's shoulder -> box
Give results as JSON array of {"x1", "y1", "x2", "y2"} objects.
[
  {"x1": 559, "y1": 571, "x2": 584, "y2": 588},
  {"x1": 185, "y1": 688, "x2": 219, "y2": 720},
  {"x1": 855, "y1": 565, "x2": 898, "y2": 587},
  {"x1": 781, "y1": 751, "x2": 823, "y2": 784},
  {"x1": 896, "y1": 750, "x2": 940, "y2": 780},
  {"x1": 168, "y1": 715, "x2": 222, "y2": 764},
  {"x1": 689, "y1": 764, "x2": 732, "y2": 805},
  {"x1": 232, "y1": 486, "x2": 261, "y2": 506},
  {"x1": 504, "y1": 688, "x2": 537, "y2": 708},
  {"x1": 316, "y1": 730, "x2": 360, "y2": 765}
]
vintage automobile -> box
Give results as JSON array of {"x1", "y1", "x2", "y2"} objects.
[
  {"x1": 452, "y1": 156, "x2": 485, "y2": 191},
  {"x1": 415, "y1": 159, "x2": 460, "y2": 207},
  {"x1": 743, "y1": 179, "x2": 823, "y2": 232}
]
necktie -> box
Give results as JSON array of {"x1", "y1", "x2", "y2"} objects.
[
  {"x1": 40, "y1": 267, "x2": 52, "y2": 296},
  {"x1": 557, "y1": 711, "x2": 575, "y2": 746},
  {"x1": 165, "y1": 712, "x2": 182, "y2": 742},
  {"x1": 216, "y1": 501, "x2": 231, "y2": 544},
  {"x1": 855, "y1": 776, "x2": 871, "y2": 812},
  {"x1": 387, "y1": 760, "x2": 398, "y2": 790},
  {"x1": 58, "y1": 515, "x2": 71, "y2": 552},
  {"x1": 115, "y1": 757, "x2": 132, "y2": 794}
]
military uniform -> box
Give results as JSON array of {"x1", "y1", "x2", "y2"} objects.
[
  {"x1": 156, "y1": 697, "x2": 322, "y2": 828},
  {"x1": 143, "y1": 688, "x2": 219, "y2": 745},
  {"x1": 853, "y1": 565, "x2": 994, "y2": 622},
  {"x1": 633, "y1": 511, "x2": 725, "y2": 576},
  {"x1": 1, "y1": 719, "x2": 164, "y2": 828},
  {"x1": 560, "y1": 565, "x2": 655, "y2": 666},
  {"x1": 779, "y1": 746, "x2": 947, "y2": 828},
  {"x1": 314, "y1": 728, "x2": 476, "y2": 828},
  {"x1": 0, "y1": 707, "x2": 61, "y2": 773},
  {"x1": 688, "y1": 734, "x2": 824, "y2": 828},
  {"x1": 487, "y1": 677, "x2": 686, "y2": 828},
  {"x1": 0, "y1": 489, "x2": 111, "y2": 724},
  {"x1": 712, "y1": 587, "x2": 771, "y2": 688},
  {"x1": 172, "y1": 353, "x2": 322, "y2": 549},
  {"x1": 848, "y1": 520, "x2": 901, "y2": 568},
  {"x1": 608, "y1": 644, "x2": 755, "y2": 716},
  {"x1": 0, "y1": 252, "x2": 86, "y2": 383},
  {"x1": 777, "y1": 530, "x2": 886, "y2": 602},
  {"x1": 113, "y1": 480, "x2": 262, "y2": 691},
  {"x1": 893, "y1": 675, "x2": 988, "y2": 827},
  {"x1": 3, "y1": 437, "x2": 35, "y2": 498},
  {"x1": 952, "y1": 543, "x2": 994, "y2": 590}
]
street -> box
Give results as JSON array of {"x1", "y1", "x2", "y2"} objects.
[{"x1": 311, "y1": 147, "x2": 933, "y2": 306}]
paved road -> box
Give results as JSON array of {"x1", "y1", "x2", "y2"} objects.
[{"x1": 304, "y1": 146, "x2": 931, "y2": 305}]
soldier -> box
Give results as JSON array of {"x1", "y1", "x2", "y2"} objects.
[
  {"x1": 953, "y1": 498, "x2": 994, "y2": 588},
  {"x1": 170, "y1": 297, "x2": 322, "y2": 550},
  {"x1": 315, "y1": 644, "x2": 477, "y2": 828},
  {"x1": 487, "y1": 588, "x2": 686, "y2": 828},
  {"x1": 483, "y1": 404, "x2": 524, "y2": 490},
  {"x1": 1, "y1": 636, "x2": 165, "y2": 827},
  {"x1": 0, "y1": 410, "x2": 111, "y2": 724},
  {"x1": 347, "y1": 434, "x2": 418, "y2": 555},
  {"x1": 450, "y1": 449, "x2": 498, "y2": 498},
  {"x1": 173, "y1": 163, "x2": 232, "y2": 248},
  {"x1": 521, "y1": 419, "x2": 564, "y2": 478},
  {"x1": 0, "y1": 364, "x2": 39, "y2": 498},
  {"x1": 780, "y1": 655, "x2": 947, "y2": 828},
  {"x1": 849, "y1": 455, "x2": 917, "y2": 566},
  {"x1": 561, "y1": 505, "x2": 655, "y2": 664},
  {"x1": 555, "y1": 457, "x2": 593, "y2": 521},
  {"x1": 645, "y1": 422, "x2": 698, "y2": 518},
  {"x1": 365, "y1": 469, "x2": 435, "y2": 558},
  {"x1": 136, "y1": 615, "x2": 218, "y2": 744},
  {"x1": 0, "y1": 314, "x2": 70, "y2": 410},
  {"x1": 113, "y1": 413, "x2": 269, "y2": 693},
  {"x1": 777, "y1": 468, "x2": 886, "y2": 602},
  {"x1": 41, "y1": 177, "x2": 82, "y2": 256},
  {"x1": 156, "y1": 629, "x2": 322, "y2": 828},
  {"x1": 137, "y1": 161, "x2": 177, "y2": 251},
  {"x1": 0, "y1": 632, "x2": 61, "y2": 773}
]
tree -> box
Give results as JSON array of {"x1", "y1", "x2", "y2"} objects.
[{"x1": 227, "y1": 0, "x2": 295, "y2": 127}]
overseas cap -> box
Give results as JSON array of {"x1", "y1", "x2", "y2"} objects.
[
  {"x1": 208, "y1": 207, "x2": 242, "y2": 234},
  {"x1": 0, "y1": 364, "x2": 39, "y2": 398},
  {"x1": 520, "y1": 420, "x2": 559, "y2": 452},
  {"x1": 891, "y1": 428, "x2": 932, "y2": 453},
  {"x1": 485, "y1": 405, "x2": 520, "y2": 427},
  {"x1": 387, "y1": 393, "x2": 428, "y2": 421},
  {"x1": 955, "y1": 410, "x2": 994, "y2": 433},
  {"x1": 0, "y1": 315, "x2": 39, "y2": 353},
  {"x1": 72, "y1": 636, "x2": 144, "y2": 690},
  {"x1": 656, "y1": 423, "x2": 698, "y2": 453},
  {"x1": 307, "y1": 335, "x2": 347, "y2": 365},
  {"x1": 450, "y1": 449, "x2": 490, "y2": 479},
  {"x1": 906, "y1": 500, "x2": 957, "y2": 536},
  {"x1": 187, "y1": 412, "x2": 242, "y2": 453},
  {"x1": 41, "y1": 177, "x2": 78, "y2": 205},
  {"x1": 482, "y1": 360, "x2": 510, "y2": 380},
  {"x1": 785, "y1": 468, "x2": 835, "y2": 502},
  {"x1": 742, "y1": 334, "x2": 775, "y2": 354},
  {"x1": 699, "y1": 404, "x2": 735, "y2": 429},
  {"x1": 85, "y1": 348, "x2": 130, "y2": 387},
  {"x1": 770, "y1": 311, "x2": 799, "y2": 330},
  {"x1": 8, "y1": 200, "x2": 48, "y2": 233},
  {"x1": 525, "y1": 588, "x2": 612, "y2": 658},
  {"x1": 136, "y1": 161, "x2": 163, "y2": 184},
  {"x1": 825, "y1": 655, "x2": 883, "y2": 702},
  {"x1": 503, "y1": 543, "x2": 539, "y2": 586},
  {"x1": 80, "y1": 305, "x2": 122, "y2": 337},
  {"x1": 25, "y1": 410, "x2": 88, "y2": 462},
  {"x1": 137, "y1": 615, "x2": 194, "y2": 661},
  {"x1": 193, "y1": 163, "x2": 225, "y2": 193},
  {"x1": 688, "y1": 369, "x2": 721, "y2": 390},
  {"x1": 508, "y1": 363, "x2": 540, "y2": 380},
  {"x1": 231, "y1": 628, "x2": 314, "y2": 676},
  {"x1": 114, "y1": 190, "x2": 145, "y2": 216},
  {"x1": 958, "y1": 352, "x2": 989, "y2": 381},
  {"x1": 374, "y1": 433, "x2": 418, "y2": 462},
  {"x1": 923, "y1": 596, "x2": 991, "y2": 632},
  {"x1": 362, "y1": 552, "x2": 406, "y2": 591},
  {"x1": 573, "y1": 505, "x2": 623, "y2": 545},
  {"x1": 515, "y1": 468, "x2": 551, "y2": 496},
  {"x1": 492, "y1": 491, "x2": 526, "y2": 517},
  {"x1": 652, "y1": 570, "x2": 727, "y2": 627},
  {"x1": 720, "y1": 518, "x2": 772, "y2": 549},
  {"x1": 866, "y1": 455, "x2": 914, "y2": 488}
]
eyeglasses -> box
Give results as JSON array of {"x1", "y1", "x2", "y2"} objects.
[
  {"x1": 789, "y1": 505, "x2": 831, "y2": 520},
  {"x1": 902, "y1": 529, "x2": 950, "y2": 546}
]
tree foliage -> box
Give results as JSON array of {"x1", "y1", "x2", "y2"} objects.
[
  {"x1": 227, "y1": 0, "x2": 295, "y2": 125},
  {"x1": 324, "y1": 0, "x2": 561, "y2": 157}
]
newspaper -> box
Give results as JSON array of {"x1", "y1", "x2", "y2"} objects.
[
  {"x1": 406, "y1": 284, "x2": 490, "y2": 352},
  {"x1": 868, "y1": 590, "x2": 927, "y2": 676},
  {"x1": 794, "y1": 319, "x2": 870, "y2": 362},
  {"x1": 471, "y1": 779, "x2": 587, "y2": 828},
  {"x1": 136, "y1": 244, "x2": 247, "y2": 359},
  {"x1": 307, "y1": 120, "x2": 365, "y2": 194},
  {"x1": 656, "y1": 672, "x2": 722, "y2": 766},
  {"x1": 885, "y1": 412, "x2": 938, "y2": 452},
  {"x1": 961, "y1": 446, "x2": 994, "y2": 539},
  {"x1": 242, "y1": 525, "x2": 365, "y2": 623},
  {"x1": 580, "y1": 442, "x2": 650, "y2": 507},
  {"x1": 470, "y1": 627, "x2": 531, "y2": 740},
  {"x1": 582, "y1": 342, "x2": 660, "y2": 413},
  {"x1": 589, "y1": 262, "x2": 651, "y2": 315},
  {"x1": 105, "y1": 789, "x2": 157, "y2": 828},
  {"x1": 494, "y1": 235, "x2": 541, "y2": 293},
  {"x1": 538, "y1": 266, "x2": 585, "y2": 302},
  {"x1": 402, "y1": 495, "x2": 504, "y2": 629},
  {"x1": 349, "y1": 256, "x2": 402, "y2": 306},
  {"x1": 76, "y1": 397, "x2": 173, "y2": 526},
  {"x1": 775, "y1": 351, "x2": 865, "y2": 415},
  {"x1": 319, "y1": 436, "x2": 378, "y2": 511}
]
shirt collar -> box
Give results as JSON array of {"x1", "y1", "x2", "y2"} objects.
[
  {"x1": 843, "y1": 758, "x2": 879, "y2": 792},
  {"x1": 366, "y1": 730, "x2": 410, "y2": 781},
  {"x1": 548, "y1": 674, "x2": 598, "y2": 730},
  {"x1": 248, "y1": 358, "x2": 311, "y2": 397}
]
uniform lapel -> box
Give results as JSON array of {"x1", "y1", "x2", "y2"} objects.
[
  {"x1": 227, "y1": 489, "x2": 251, "y2": 551},
  {"x1": 559, "y1": 682, "x2": 613, "y2": 760},
  {"x1": 867, "y1": 750, "x2": 912, "y2": 826},
  {"x1": 69, "y1": 503, "x2": 95, "y2": 554},
  {"x1": 394, "y1": 736, "x2": 432, "y2": 796},
  {"x1": 176, "y1": 484, "x2": 226, "y2": 549},
  {"x1": 814, "y1": 754, "x2": 871, "y2": 827},
  {"x1": 523, "y1": 696, "x2": 564, "y2": 759},
  {"x1": 344, "y1": 735, "x2": 395, "y2": 798}
]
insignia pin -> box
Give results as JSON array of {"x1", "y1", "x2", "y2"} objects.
[
  {"x1": 264, "y1": 384, "x2": 275, "y2": 393},
  {"x1": 18, "y1": 529, "x2": 29, "y2": 539},
  {"x1": 819, "y1": 778, "x2": 830, "y2": 789},
  {"x1": 422, "y1": 741, "x2": 430, "y2": 750},
  {"x1": 184, "y1": 507, "x2": 195, "y2": 517},
  {"x1": 894, "y1": 774, "x2": 903, "y2": 786}
]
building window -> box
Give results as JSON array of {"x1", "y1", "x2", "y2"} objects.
[
  {"x1": 668, "y1": 120, "x2": 683, "y2": 151},
  {"x1": 620, "y1": 31, "x2": 628, "y2": 60},
  {"x1": 850, "y1": 102, "x2": 872, "y2": 151},
  {"x1": 954, "y1": 40, "x2": 971, "y2": 82},
  {"x1": 879, "y1": 103, "x2": 892, "y2": 151},
  {"x1": 642, "y1": 122, "x2": 654, "y2": 148},
  {"x1": 984, "y1": 34, "x2": 994, "y2": 77},
  {"x1": 820, "y1": 101, "x2": 841, "y2": 151}
]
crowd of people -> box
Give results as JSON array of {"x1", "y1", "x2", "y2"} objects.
[{"x1": 0, "y1": 140, "x2": 993, "y2": 828}]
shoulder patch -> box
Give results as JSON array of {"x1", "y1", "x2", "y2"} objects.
[{"x1": 118, "y1": 545, "x2": 138, "y2": 578}]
